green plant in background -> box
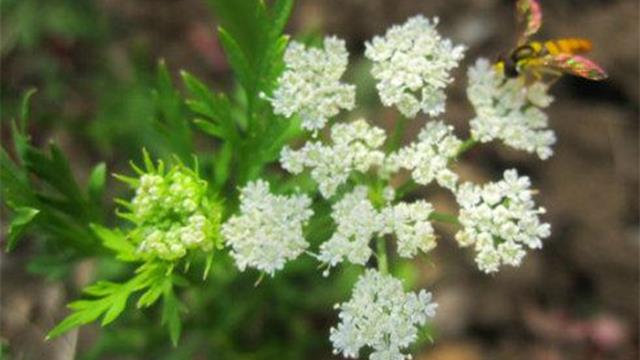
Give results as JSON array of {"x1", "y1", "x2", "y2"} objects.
[{"x1": 3, "y1": 0, "x2": 604, "y2": 359}]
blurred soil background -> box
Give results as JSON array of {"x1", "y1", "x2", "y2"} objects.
[{"x1": 1, "y1": 0, "x2": 638, "y2": 359}]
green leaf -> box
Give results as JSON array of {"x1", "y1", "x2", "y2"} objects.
[
  {"x1": 217, "y1": 27, "x2": 253, "y2": 95},
  {"x1": 203, "y1": 252, "x2": 214, "y2": 280},
  {"x1": 24, "y1": 144, "x2": 86, "y2": 213},
  {"x1": 101, "y1": 293, "x2": 128, "y2": 326},
  {"x1": 213, "y1": 142, "x2": 233, "y2": 190},
  {"x1": 19, "y1": 88, "x2": 37, "y2": 132},
  {"x1": 152, "y1": 60, "x2": 192, "y2": 159},
  {"x1": 6, "y1": 207, "x2": 39, "y2": 251},
  {"x1": 269, "y1": 0, "x2": 294, "y2": 40},
  {"x1": 90, "y1": 224, "x2": 138, "y2": 262},
  {"x1": 46, "y1": 308, "x2": 100, "y2": 340},
  {"x1": 182, "y1": 70, "x2": 238, "y2": 142},
  {"x1": 87, "y1": 162, "x2": 106, "y2": 205},
  {"x1": 207, "y1": 0, "x2": 267, "y2": 64},
  {"x1": 137, "y1": 276, "x2": 169, "y2": 308},
  {"x1": 82, "y1": 281, "x2": 120, "y2": 297},
  {"x1": 193, "y1": 118, "x2": 224, "y2": 138},
  {"x1": 47, "y1": 263, "x2": 157, "y2": 339},
  {"x1": 0, "y1": 148, "x2": 36, "y2": 208},
  {"x1": 162, "y1": 286, "x2": 182, "y2": 347},
  {"x1": 142, "y1": 148, "x2": 155, "y2": 173}
]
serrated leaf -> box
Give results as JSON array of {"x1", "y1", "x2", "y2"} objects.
[
  {"x1": 90, "y1": 224, "x2": 138, "y2": 262},
  {"x1": 6, "y1": 207, "x2": 39, "y2": 252},
  {"x1": 24, "y1": 144, "x2": 86, "y2": 214},
  {"x1": 181, "y1": 71, "x2": 238, "y2": 142},
  {"x1": 137, "y1": 280, "x2": 166, "y2": 308},
  {"x1": 153, "y1": 60, "x2": 192, "y2": 159},
  {"x1": 46, "y1": 310, "x2": 98, "y2": 340},
  {"x1": 82, "y1": 281, "x2": 119, "y2": 297},
  {"x1": 101, "y1": 294, "x2": 127, "y2": 326}
]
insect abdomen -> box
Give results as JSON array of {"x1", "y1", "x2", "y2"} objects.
[{"x1": 544, "y1": 38, "x2": 593, "y2": 55}]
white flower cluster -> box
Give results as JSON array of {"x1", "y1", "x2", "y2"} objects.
[
  {"x1": 281, "y1": 119, "x2": 386, "y2": 198},
  {"x1": 318, "y1": 187, "x2": 437, "y2": 274},
  {"x1": 330, "y1": 269, "x2": 438, "y2": 360},
  {"x1": 385, "y1": 120, "x2": 462, "y2": 190},
  {"x1": 455, "y1": 169, "x2": 551, "y2": 273},
  {"x1": 380, "y1": 200, "x2": 436, "y2": 258},
  {"x1": 318, "y1": 187, "x2": 379, "y2": 270},
  {"x1": 269, "y1": 36, "x2": 356, "y2": 131},
  {"x1": 221, "y1": 180, "x2": 313, "y2": 275},
  {"x1": 365, "y1": 15, "x2": 465, "y2": 118},
  {"x1": 467, "y1": 59, "x2": 556, "y2": 159}
]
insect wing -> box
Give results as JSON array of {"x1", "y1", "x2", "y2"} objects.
[
  {"x1": 516, "y1": 0, "x2": 543, "y2": 45},
  {"x1": 542, "y1": 54, "x2": 608, "y2": 80}
]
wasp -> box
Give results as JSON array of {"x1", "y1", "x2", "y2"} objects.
[{"x1": 496, "y1": 0, "x2": 607, "y2": 82}]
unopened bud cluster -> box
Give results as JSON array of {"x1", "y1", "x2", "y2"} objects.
[{"x1": 122, "y1": 162, "x2": 220, "y2": 261}]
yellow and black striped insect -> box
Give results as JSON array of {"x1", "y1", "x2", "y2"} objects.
[{"x1": 496, "y1": 0, "x2": 607, "y2": 82}]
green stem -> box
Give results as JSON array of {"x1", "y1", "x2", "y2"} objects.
[
  {"x1": 387, "y1": 116, "x2": 408, "y2": 153},
  {"x1": 395, "y1": 178, "x2": 418, "y2": 200},
  {"x1": 395, "y1": 138, "x2": 479, "y2": 200},
  {"x1": 429, "y1": 211, "x2": 461, "y2": 226},
  {"x1": 455, "y1": 138, "x2": 479, "y2": 159},
  {"x1": 376, "y1": 237, "x2": 388, "y2": 274}
]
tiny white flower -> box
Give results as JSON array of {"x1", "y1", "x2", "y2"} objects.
[
  {"x1": 380, "y1": 200, "x2": 436, "y2": 258},
  {"x1": 280, "y1": 119, "x2": 386, "y2": 198},
  {"x1": 466, "y1": 58, "x2": 556, "y2": 159},
  {"x1": 222, "y1": 180, "x2": 313, "y2": 275},
  {"x1": 385, "y1": 120, "x2": 462, "y2": 190},
  {"x1": 319, "y1": 187, "x2": 380, "y2": 270},
  {"x1": 455, "y1": 169, "x2": 551, "y2": 273},
  {"x1": 365, "y1": 15, "x2": 465, "y2": 118},
  {"x1": 269, "y1": 36, "x2": 356, "y2": 131},
  {"x1": 330, "y1": 269, "x2": 438, "y2": 359}
]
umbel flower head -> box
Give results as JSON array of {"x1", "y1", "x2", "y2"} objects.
[
  {"x1": 380, "y1": 200, "x2": 436, "y2": 258},
  {"x1": 281, "y1": 119, "x2": 386, "y2": 198},
  {"x1": 467, "y1": 58, "x2": 556, "y2": 159},
  {"x1": 330, "y1": 269, "x2": 438, "y2": 360},
  {"x1": 318, "y1": 186, "x2": 381, "y2": 271},
  {"x1": 385, "y1": 120, "x2": 462, "y2": 190},
  {"x1": 317, "y1": 187, "x2": 438, "y2": 274},
  {"x1": 116, "y1": 153, "x2": 221, "y2": 261},
  {"x1": 221, "y1": 180, "x2": 313, "y2": 276},
  {"x1": 365, "y1": 15, "x2": 465, "y2": 118},
  {"x1": 455, "y1": 169, "x2": 551, "y2": 273},
  {"x1": 268, "y1": 36, "x2": 356, "y2": 131}
]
